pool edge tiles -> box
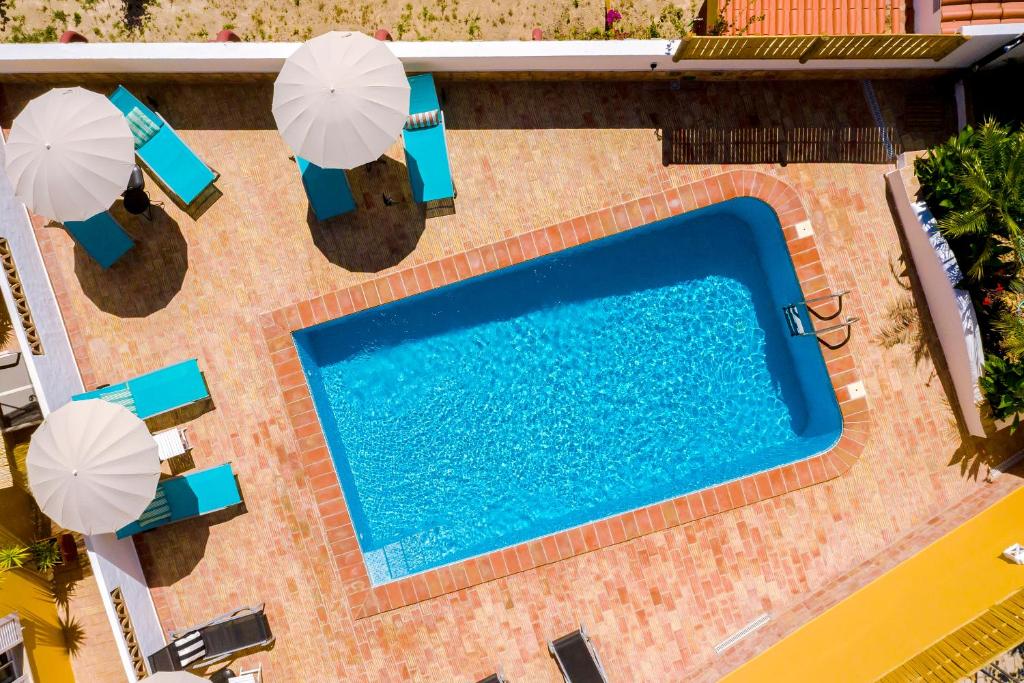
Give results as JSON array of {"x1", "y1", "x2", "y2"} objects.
[{"x1": 260, "y1": 170, "x2": 872, "y2": 619}]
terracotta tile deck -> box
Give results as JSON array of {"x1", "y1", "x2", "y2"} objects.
[
  {"x1": 262, "y1": 169, "x2": 870, "y2": 619},
  {"x1": 2, "y1": 78, "x2": 1021, "y2": 681}
]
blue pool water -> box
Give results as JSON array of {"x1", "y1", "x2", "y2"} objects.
[{"x1": 296, "y1": 198, "x2": 842, "y2": 585}]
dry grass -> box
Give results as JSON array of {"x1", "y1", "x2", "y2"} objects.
[{"x1": 0, "y1": 0, "x2": 707, "y2": 42}]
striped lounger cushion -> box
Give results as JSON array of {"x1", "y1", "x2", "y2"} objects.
[
  {"x1": 405, "y1": 109, "x2": 440, "y2": 130},
  {"x1": 126, "y1": 106, "x2": 161, "y2": 149},
  {"x1": 103, "y1": 386, "x2": 137, "y2": 414},
  {"x1": 173, "y1": 630, "x2": 206, "y2": 668},
  {"x1": 137, "y1": 488, "x2": 172, "y2": 529}
]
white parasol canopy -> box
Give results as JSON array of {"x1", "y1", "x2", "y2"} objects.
[
  {"x1": 272, "y1": 31, "x2": 410, "y2": 169},
  {"x1": 3, "y1": 87, "x2": 135, "y2": 222},
  {"x1": 27, "y1": 399, "x2": 160, "y2": 535}
]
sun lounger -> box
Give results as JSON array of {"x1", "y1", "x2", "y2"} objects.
[
  {"x1": 108, "y1": 86, "x2": 218, "y2": 208},
  {"x1": 153, "y1": 426, "x2": 191, "y2": 461},
  {"x1": 63, "y1": 211, "x2": 135, "y2": 269},
  {"x1": 0, "y1": 351, "x2": 42, "y2": 432},
  {"x1": 476, "y1": 673, "x2": 508, "y2": 683},
  {"x1": 72, "y1": 358, "x2": 208, "y2": 420},
  {"x1": 148, "y1": 604, "x2": 273, "y2": 672},
  {"x1": 403, "y1": 74, "x2": 455, "y2": 203},
  {"x1": 227, "y1": 665, "x2": 262, "y2": 683},
  {"x1": 297, "y1": 157, "x2": 356, "y2": 220},
  {"x1": 116, "y1": 462, "x2": 242, "y2": 538},
  {"x1": 548, "y1": 626, "x2": 608, "y2": 683}
]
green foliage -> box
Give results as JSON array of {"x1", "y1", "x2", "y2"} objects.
[
  {"x1": 918, "y1": 120, "x2": 1024, "y2": 428},
  {"x1": 980, "y1": 354, "x2": 1024, "y2": 426},
  {"x1": 6, "y1": 15, "x2": 59, "y2": 43},
  {"x1": 937, "y1": 121, "x2": 1024, "y2": 280},
  {"x1": 993, "y1": 303, "x2": 1024, "y2": 363},
  {"x1": 30, "y1": 539, "x2": 62, "y2": 572},
  {"x1": 0, "y1": 544, "x2": 29, "y2": 571},
  {"x1": 914, "y1": 125, "x2": 976, "y2": 216}
]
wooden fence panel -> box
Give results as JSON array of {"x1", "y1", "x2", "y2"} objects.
[{"x1": 672, "y1": 34, "x2": 967, "y2": 62}]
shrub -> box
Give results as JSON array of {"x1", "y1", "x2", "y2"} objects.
[
  {"x1": 980, "y1": 354, "x2": 1024, "y2": 427},
  {"x1": 914, "y1": 126, "x2": 976, "y2": 217},
  {"x1": 916, "y1": 119, "x2": 1024, "y2": 427},
  {"x1": 0, "y1": 545, "x2": 29, "y2": 571},
  {"x1": 30, "y1": 540, "x2": 62, "y2": 572}
]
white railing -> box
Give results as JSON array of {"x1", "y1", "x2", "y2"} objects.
[
  {"x1": 0, "y1": 25, "x2": 1019, "y2": 75},
  {"x1": 0, "y1": 134, "x2": 164, "y2": 683},
  {"x1": 0, "y1": 613, "x2": 22, "y2": 653}
]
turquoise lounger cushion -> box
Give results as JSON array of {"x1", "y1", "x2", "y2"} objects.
[
  {"x1": 404, "y1": 121, "x2": 454, "y2": 203},
  {"x1": 403, "y1": 74, "x2": 454, "y2": 203},
  {"x1": 408, "y1": 73, "x2": 440, "y2": 114},
  {"x1": 72, "y1": 358, "x2": 208, "y2": 419},
  {"x1": 108, "y1": 86, "x2": 216, "y2": 206},
  {"x1": 129, "y1": 358, "x2": 208, "y2": 418},
  {"x1": 138, "y1": 126, "x2": 217, "y2": 206},
  {"x1": 116, "y1": 463, "x2": 242, "y2": 538},
  {"x1": 63, "y1": 212, "x2": 135, "y2": 269},
  {"x1": 297, "y1": 157, "x2": 356, "y2": 220}
]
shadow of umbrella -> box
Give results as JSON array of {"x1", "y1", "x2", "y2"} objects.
[
  {"x1": 131, "y1": 502, "x2": 245, "y2": 588},
  {"x1": 307, "y1": 156, "x2": 428, "y2": 274},
  {"x1": 72, "y1": 203, "x2": 188, "y2": 318}
]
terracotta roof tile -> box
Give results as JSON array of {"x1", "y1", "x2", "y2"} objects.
[
  {"x1": 721, "y1": 0, "x2": 907, "y2": 34},
  {"x1": 940, "y1": 0, "x2": 1024, "y2": 32}
]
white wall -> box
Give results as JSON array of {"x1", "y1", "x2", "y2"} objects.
[
  {"x1": 0, "y1": 136, "x2": 81, "y2": 413},
  {"x1": 914, "y1": 0, "x2": 943, "y2": 35},
  {"x1": 85, "y1": 534, "x2": 165, "y2": 681},
  {"x1": 885, "y1": 168, "x2": 987, "y2": 438},
  {"x1": 0, "y1": 29, "x2": 1020, "y2": 75},
  {"x1": 0, "y1": 134, "x2": 163, "y2": 683}
]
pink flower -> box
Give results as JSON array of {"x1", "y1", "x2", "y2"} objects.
[{"x1": 606, "y1": 8, "x2": 622, "y2": 23}]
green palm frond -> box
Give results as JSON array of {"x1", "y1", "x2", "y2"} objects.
[
  {"x1": 940, "y1": 205, "x2": 991, "y2": 237},
  {"x1": 994, "y1": 309, "x2": 1024, "y2": 363}
]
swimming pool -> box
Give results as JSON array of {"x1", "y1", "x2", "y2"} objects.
[{"x1": 296, "y1": 197, "x2": 842, "y2": 585}]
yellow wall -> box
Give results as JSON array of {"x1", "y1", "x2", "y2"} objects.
[
  {"x1": 0, "y1": 567, "x2": 76, "y2": 682},
  {"x1": 724, "y1": 486, "x2": 1024, "y2": 683},
  {"x1": 0, "y1": 435, "x2": 75, "y2": 683}
]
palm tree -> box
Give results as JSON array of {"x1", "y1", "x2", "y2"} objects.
[{"x1": 938, "y1": 119, "x2": 1024, "y2": 281}]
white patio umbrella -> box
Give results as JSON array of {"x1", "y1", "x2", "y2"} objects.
[
  {"x1": 272, "y1": 31, "x2": 410, "y2": 169},
  {"x1": 147, "y1": 673, "x2": 206, "y2": 683},
  {"x1": 27, "y1": 399, "x2": 160, "y2": 535},
  {"x1": 4, "y1": 86, "x2": 134, "y2": 222}
]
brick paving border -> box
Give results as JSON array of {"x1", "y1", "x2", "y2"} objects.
[{"x1": 259, "y1": 169, "x2": 871, "y2": 619}]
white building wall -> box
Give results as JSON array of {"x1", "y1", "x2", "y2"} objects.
[
  {"x1": 85, "y1": 534, "x2": 166, "y2": 679},
  {"x1": 0, "y1": 133, "x2": 163, "y2": 683},
  {"x1": 0, "y1": 27, "x2": 1018, "y2": 76},
  {"x1": 885, "y1": 168, "x2": 987, "y2": 438}
]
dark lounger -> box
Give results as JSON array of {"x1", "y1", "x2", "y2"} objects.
[
  {"x1": 476, "y1": 674, "x2": 508, "y2": 683},
  {"x1": 148, "y1": 604, "x2": 274, "y2": 672},
  {"x1": 548, "y1": 626, "x2": 608, "y2": 683}
]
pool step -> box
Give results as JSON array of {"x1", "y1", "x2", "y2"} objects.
[
  {"x1": 784, "y1": 291, "x2": 859, "y2": 350},
  {"x1": 364, "y1": 525, "x2": 456, "y2": 584}
]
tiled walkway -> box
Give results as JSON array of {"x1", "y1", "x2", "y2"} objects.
[{"x1": 2, "y1": 78, "x2": 1021, "y2": 681}]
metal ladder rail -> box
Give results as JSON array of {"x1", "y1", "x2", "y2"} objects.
[{"x1": 783, "y1": 290, "x2": 859, "y2": 350}]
